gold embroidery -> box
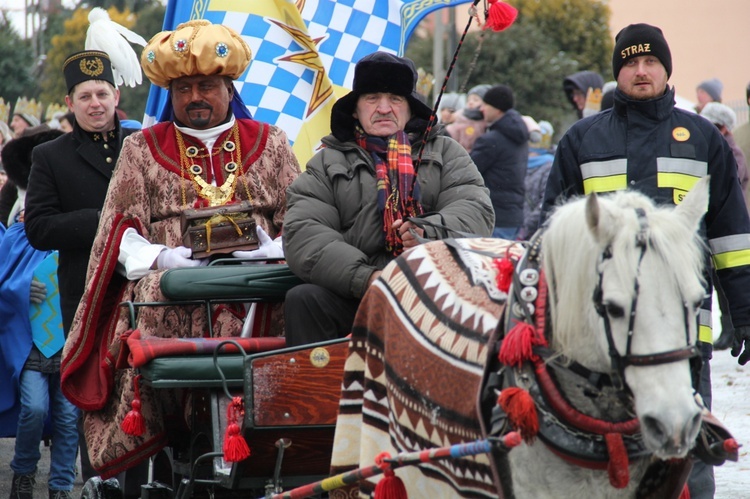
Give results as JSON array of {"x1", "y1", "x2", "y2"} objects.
[{"x1": 79, "y1": 57, "x2": 105, "y2": 78}]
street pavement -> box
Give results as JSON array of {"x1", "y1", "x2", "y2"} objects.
[{"x1": 0, "y1": 439, "x2": 85, "y2": 498}]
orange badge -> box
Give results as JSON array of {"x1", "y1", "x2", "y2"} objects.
[
  {"x1": 672, "y1": 127, "x2": 690, "y2": 142},
  {"x1": 466, "y1": 126, "x2": 475, "y2": 136}
]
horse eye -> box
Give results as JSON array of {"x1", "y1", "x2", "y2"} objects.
[{"x1": 605, "y1": 302, "x2": 626, "y2": 319}]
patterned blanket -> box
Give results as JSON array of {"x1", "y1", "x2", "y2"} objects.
[{"x1": 330, "y1": 238, "x2": 523, "y2": 498}]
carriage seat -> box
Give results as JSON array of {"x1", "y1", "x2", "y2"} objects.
[{"x1": 132, "y1": 263, "x2": 302, "y2": 388}]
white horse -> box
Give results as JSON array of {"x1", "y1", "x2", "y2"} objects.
[
  {"x1": 504, "y1": 177, "x2": 710, "y2": 498},
  {"x1": 329, "y1": 177, "x2": 715, "y2": 499}
]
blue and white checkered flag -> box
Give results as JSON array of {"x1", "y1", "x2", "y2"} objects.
[{"x1": 143, "y1": 0, "x2": 473, "y2": 165}]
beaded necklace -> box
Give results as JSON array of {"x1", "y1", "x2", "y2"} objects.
[{"x1": 175, "y1": 123, "x2": 252, "y2": 207}]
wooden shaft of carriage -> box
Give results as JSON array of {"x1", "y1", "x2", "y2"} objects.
[{"x1": 270, "y1": 433, "x2": 522, "y2": 499}]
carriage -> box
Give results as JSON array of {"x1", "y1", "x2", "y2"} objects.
[{"x1": 83, "y1": 178, "x2": 739, "y2": 499}]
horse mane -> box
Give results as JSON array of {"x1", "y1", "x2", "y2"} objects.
[{"x1": 541, "y1": 190, "x2": 706, "y2": 360}]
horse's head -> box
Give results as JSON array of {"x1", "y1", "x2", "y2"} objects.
[{"x1": 542, "y1": 177, "x2": 710, "y2": 459}]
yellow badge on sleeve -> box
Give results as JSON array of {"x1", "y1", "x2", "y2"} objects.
[
  {"x1": 673, "y1": 188, "x2": 688, "y2": 204},
  {"x1": 672, "y1": 127, "x2": 690, "y2": 142}
]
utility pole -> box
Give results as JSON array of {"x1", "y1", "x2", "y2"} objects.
[
  {"x1": 24, "y1": 0, "x2": 44, "y2": 59},
  {"x1": 432, "y1": 10, "x2": 445, "y2": 103},
  {"x1": 447, "y1": 7, "x2": 458, "y2": 92}
]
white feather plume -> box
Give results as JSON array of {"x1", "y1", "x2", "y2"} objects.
[{"x1": 85, "y1": 7, "x2": 147, "y2": 88}]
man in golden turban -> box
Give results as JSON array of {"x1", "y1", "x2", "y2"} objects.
[{"x1": 59, "y1": 20, "x2": 300, "y2": 481}]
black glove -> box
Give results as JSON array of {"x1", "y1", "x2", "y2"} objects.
[
  {"x1": 730, "y1": 325, "x2": 750, "y2": 365},
  {"x1": 29, "y1": 279, "x2": 47, "y2": 305}
]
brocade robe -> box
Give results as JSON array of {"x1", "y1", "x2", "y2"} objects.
[{"x1": 60, "y1": 118, "x2": 300, "y2": 478}]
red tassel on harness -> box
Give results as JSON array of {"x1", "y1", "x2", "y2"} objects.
[
  {"x1": 605, "y1": 433, "x2": 630, "y2": 488},
  {"x1": 485, "y1": 0, "x2": 518, "y2": 32},
  {"x1": 374, "y1": 452, "x2": 407, "y2": 499},
  {"x1": 121, "y1": 374, "x2": 145, "y2": 436},
  {"x1": 493, "y1": 249, "x2": 515, "y2": 293},
  {"x1": 498, "y1": 387, "x2": 539, "y2": 442},
  {"x1": 223, "y1": 396, "x2": 250, "y2": 462},
  {"x1": 499, "y1": 321, "x2": 545, "y2": 367},
  {"x1": 679, "y1": 485, "x2": 691, "y2": 499}
]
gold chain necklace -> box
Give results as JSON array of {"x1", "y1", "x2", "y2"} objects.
[{"x1": 175, "y1": 124, "x2": 252, "y2": 207}]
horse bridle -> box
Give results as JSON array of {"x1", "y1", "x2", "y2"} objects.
[{"x1": 592, "y1": 208, "x2": 699, "y2": 390}]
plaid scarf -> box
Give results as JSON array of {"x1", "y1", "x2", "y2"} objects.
[{"x1": 355, "y1": 125, "x2": 422, "y2": 256}]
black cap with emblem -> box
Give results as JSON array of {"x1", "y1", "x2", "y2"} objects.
[{"x1": 63, "y1": 50, "x2": 116, "y2": 94}]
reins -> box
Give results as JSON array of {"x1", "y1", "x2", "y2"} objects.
[{"x1": 592, "y1": 208, "x2": 699, "y2": 390}]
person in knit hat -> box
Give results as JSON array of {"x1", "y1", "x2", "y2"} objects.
[
  {"x1": 735, "y1": 82, "x2": 750, "y2": 202},
  {"x1": 701, "y1": 102, "x2": 750, "y2": 353},
  {"x1": 518, "y1": 116, "x2": 555, "y2": 240},
  {"x1": 542, "y1": 23, "x2": 750, "y2": 498},
  {"x1": 700, "y1": 102, "x2": 748, "y2": 207},
  {"x1": 283, "y1": 51, "x2": 493, "y2": 347},
  {"x1": 696, "y1": 78, "x2": 723, "y2": 113},
  {"x1": 437, "y1": 92, "x2": 465, "y2": 125},
  {"x1": 445, "y1": 83, "x2": 491, "y2": 152},
  {"x1": 470, "y1": 83, "x2": 529, "y2": 239}
]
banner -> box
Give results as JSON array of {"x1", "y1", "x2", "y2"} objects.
[{"x1": 143, "y1": 0, "x2": 474, "y2": 165}]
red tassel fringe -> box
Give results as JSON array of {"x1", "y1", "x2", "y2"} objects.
[
  {"x1": 485, "y1": 0, "x2": 518, "y2": 32},
  {"x1": 374, "y1": 468, "x2": 407, "y2": 499},
  {"x1": 493, "y1": 250, "x2": 515, "y2": 293},
  {"x1": 604, "y1": 433, "x2": 630, "y2": 488},
  {"x1": 121, "y1": 374, "x2": 145, "y2": 436},
  {"x1": 223, "y1": 396, "x2": 250, "y2": 462},
  {"x1": 499, "y1": 321, "x2": 546, "y2": 367},
  {"x1": 498, "y1": 387, "x2": 539, "y2": 442},
  {"x1": 374, "y1": 452, "x2": 407, "y2": 499}
]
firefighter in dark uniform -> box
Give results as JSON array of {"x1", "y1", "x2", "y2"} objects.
[{"x1": 541, "y1": 23, "x2": 750, "y2": 499}]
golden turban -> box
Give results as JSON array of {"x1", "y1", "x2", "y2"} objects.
[{"x1": 141, "y1": 20, "x2": 252, "y2": 88}]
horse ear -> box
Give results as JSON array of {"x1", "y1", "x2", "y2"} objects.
[
  {"x1": 675, "y1": 176, "x2": 710, "y2": 229},
  {"x1": 585, "y1": 192, "x2": 616, "y2": 245},
  {"x1": 585, "y1": 193, "x2": 601, "y2": 233}
]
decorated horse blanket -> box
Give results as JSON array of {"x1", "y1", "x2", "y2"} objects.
[{"x1": 330, "y1": 238, "x2": 523, "y2": 498}]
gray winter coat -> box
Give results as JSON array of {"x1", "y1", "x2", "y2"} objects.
[{"x1": 284, "y1": 132, "x2": 494, "y2": 299}]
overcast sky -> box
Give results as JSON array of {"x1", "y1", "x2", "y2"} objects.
[{"x1": 1, "y1": 0, "x2": 78, "y2": 37}]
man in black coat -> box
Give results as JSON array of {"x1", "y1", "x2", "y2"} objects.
[
  {"x1": 470, "y1": 84, "x2": 529, "y2": 239},
  {"x1": 23, "y1": 50, "x2": 139, "y2": 491},
  {"x1": 25, "y1": 50, "x2": 138, "y2": 335}
]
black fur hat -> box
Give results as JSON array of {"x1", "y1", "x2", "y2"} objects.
[
  {"x1": 1, "y1": 128, "x2": 64, "y2": 189},
  {"x1": 330, "y1": 52, "x2": 432, "y2": 141}
]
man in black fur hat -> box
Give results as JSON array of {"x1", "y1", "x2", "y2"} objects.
[{"x1": 282, "y1": 51, "x2": 494, "y2": 347}]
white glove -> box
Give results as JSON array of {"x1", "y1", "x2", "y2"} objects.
[
  {"x1": 156, "y1": 246, "x2": 204, "y2": 269},
  {"x1": 233, "y1": 226, "x2": 284, "y2": 260}
]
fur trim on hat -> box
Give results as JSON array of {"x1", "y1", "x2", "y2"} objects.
[
  {"x1": 1, "y1": 129, "x2": 64, "y2": 189},
  {"x1": 700, "y1": 102, "x2": 736, "y2": 131},
  {"x1": 330, "y1": 52, "x2": 432, "y2": 141}
]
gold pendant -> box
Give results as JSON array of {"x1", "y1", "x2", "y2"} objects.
[{"x1": 193, "y1": 173, "x2": 237, "y2": 206}]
